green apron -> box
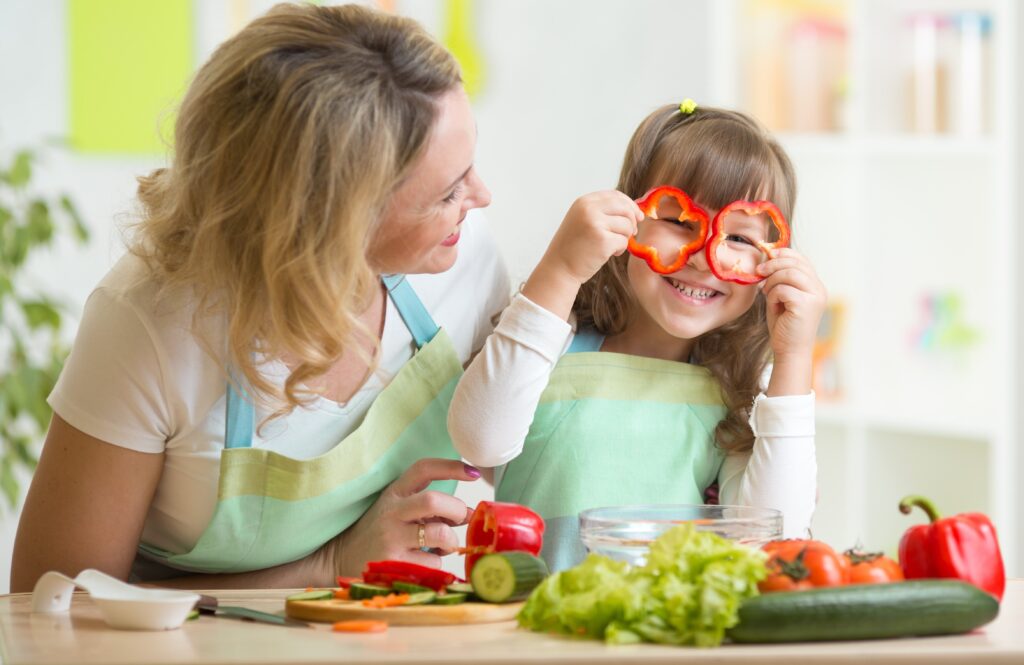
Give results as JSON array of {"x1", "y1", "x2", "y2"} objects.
[
  {"x1": 496, "y1": 329, "x2": 727, "y2": 571},
  {"x1": 136, "y1": 275, "x2": 463, "y2": 574}
]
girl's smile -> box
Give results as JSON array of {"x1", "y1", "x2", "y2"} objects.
[{"x1": 663, "y1": 275, "x2": 723, "y2": 304}]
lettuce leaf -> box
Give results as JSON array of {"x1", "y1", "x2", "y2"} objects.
[{"x1": 517, "y1": 524, "x2": 766, "y2": 647}]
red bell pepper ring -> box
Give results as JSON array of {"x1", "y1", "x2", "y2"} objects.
[
  {"x1": 627, "y1": 186, "x2": 710, "y2": 275},
  {"x1": 704, "y1": 199, "x2": 790, "y2": 285},
  {"x1": 898, "y1": 495, "x2": 1006, "y2": 601},
  {"x1": 464, "y1": 501, "x2": 545, "y2": 578},
  {"x1": 362, "y1": 560, "x2": 457, "y2": 592}
]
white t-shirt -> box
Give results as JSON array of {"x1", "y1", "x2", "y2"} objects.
[
  {"x1": 448, "y1": 294, "x2": 818, "y2": 538},
  {"x1": 48, "y1": 210, "x2": 510, "y2": 555}
]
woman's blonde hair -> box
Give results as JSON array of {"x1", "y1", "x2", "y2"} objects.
[
  {"x1": 130, "y1": 3, "x2": 461, "y2": 419},
  {"x1": 574, "y1": 105, "x2": 797, "y2": 453}
]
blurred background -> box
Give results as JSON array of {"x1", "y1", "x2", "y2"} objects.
[{"x1": 0, "y1": 0, "x2": 1020, "y2": 591}]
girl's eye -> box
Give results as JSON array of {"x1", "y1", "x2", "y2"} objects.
[
  {"x1": 442, "y1": 185, "x2": 463, "y2": 204},
  {"x1": 727, "y1": 234, "x2": 754, "y2": 246}
]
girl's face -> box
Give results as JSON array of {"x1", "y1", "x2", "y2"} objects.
[
  {"x1": 369, "y1": 86, "x2": 491, "y2": 275},
  {"x1": 626, "y1": 196, "x2": 762, "y2": 352}
]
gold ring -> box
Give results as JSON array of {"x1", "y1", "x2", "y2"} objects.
[{"x1": 417, "y1": 523, "x2": 426, "y2": 549}]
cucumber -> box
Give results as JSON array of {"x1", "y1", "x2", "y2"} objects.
[
  {"x1": 470, "y1": 552, "x2": 549, "y2": 603},
  {"x1": 403, "y1": 591, "x2": 437, "y2": 605},
  {"x1": 392, "y1": 581, "x2": 433, "y2": 594},
  {"x1": 433, "y1": 592, "x2": 468, "y2": 605},
  {"x1": 286, "y1": 589, "x2": 334, "y2": 601},
  {"x1": 728, "y1": 580, "x2": 1000, "y2": 643},
  {"x1": 446, "y1": 582, "x2": 475, "y2": 596},
  {"x1": 348, "y1": 583, "x2": 393, "y2": 600}
]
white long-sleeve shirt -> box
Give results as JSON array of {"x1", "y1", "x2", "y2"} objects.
[{"x1": 448, "y1": 293, "x2": 817, "y2": 538}]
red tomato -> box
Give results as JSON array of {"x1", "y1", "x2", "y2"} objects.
[
  {"x1": 759, "y1": 539, "x2": 851, "y2": 593},
  {"x1": 844, "y1": 549, "x2": 904, "y2": 584}
]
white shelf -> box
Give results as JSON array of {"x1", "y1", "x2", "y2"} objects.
[{"x1": 816, "y1": 402, "x2": 993, "y2": 441}]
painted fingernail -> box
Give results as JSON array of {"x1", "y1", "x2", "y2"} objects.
[{"x1": 463, "y1": 463, "x2": 481, "y2": 479}]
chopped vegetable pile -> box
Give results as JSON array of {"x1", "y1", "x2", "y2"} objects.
[{"x1": 517, "y1": 524, "x2": 767, "y2": 647}]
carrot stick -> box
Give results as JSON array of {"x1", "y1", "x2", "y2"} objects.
[{"x1": 332, "y1": 620, "x2": 388, "y2": 633}]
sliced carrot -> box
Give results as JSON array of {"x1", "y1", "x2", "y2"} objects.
[
  {"x1": 333, "y1": 588, "x2": 350, "y2": 600},
  {"x1": 332, "y1": 620, "x2": 388, "y2": 633},
  {"x1": 361, "y1": 593, "x2": 410, "y2": 609},
  {"x1": 305, "y1": 586, "x2": 314, "y2": 592}
]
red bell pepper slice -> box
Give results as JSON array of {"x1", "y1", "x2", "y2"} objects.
[
  {"x1": 464, "y1": 501, "x2": 545, "y2": 578},
  {"x1": 898, "y1": 495, "x2": 1006, "y2": 601},
  {"x1": 361, "y1": 560, "x2": 457, "y2": 592},
  {"x1": 704, "y1": 199, "x2": 790, "y2": 284},
  {"x1": 627, "y1": 186, "x2": 710, "y2": 275}
]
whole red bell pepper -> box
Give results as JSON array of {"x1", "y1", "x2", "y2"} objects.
[
  {"x1": 464, "y1": 501, "x2": 544, "y2": 578},
  {"x1": 627, "y1": 185, "x2": 710, "y2": 275},
  {"x1": 898, "y1": 495, "x2": 1005, "y2": 601},
  {"x1": 704, "y1": 199, "x2": 790, "y2": 284}
]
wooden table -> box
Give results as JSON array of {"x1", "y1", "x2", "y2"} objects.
[{"x1": 2, "y1": 581, "x2": 1022, "y2": 664}]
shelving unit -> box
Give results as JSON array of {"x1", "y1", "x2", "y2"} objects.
[{"x1": 710, "y1": 0, "x2": 1018, "y2": 570}]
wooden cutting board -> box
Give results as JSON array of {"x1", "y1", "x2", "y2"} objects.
[{"x1": 285, "y1": 598, "x2": 525, "y2": 626}]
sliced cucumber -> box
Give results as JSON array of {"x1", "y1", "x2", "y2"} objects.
[
  {"x1": 392, "y1": 581, "x2": 433, "y2": 594},
  {"x1": 433, "y1": 592, "x2": 468, "y2": 605},
  {"x1": 403, "y1": 591, "x2": 437, "y2": 605},
  {"x1": 470, "y1": 552, "x2": 549, "y2": 603},
  {"x1": 446, "y1": 582, "x2": 474, "y2": 595},
  {"x1": 348, "y1": 583, "x2": 393, "y2": 600},
  {"x1": 286, "y1": 589, "x2": 334, "y2": 601}
]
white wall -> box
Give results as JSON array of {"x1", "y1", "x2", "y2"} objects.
[{"x1": 0, "y1": 0, "x2": 709, "y2": 592}]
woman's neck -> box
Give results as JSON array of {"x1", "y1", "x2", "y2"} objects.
[{"x1": 601, "y1": 307, "x2": 695, "y2": 363}]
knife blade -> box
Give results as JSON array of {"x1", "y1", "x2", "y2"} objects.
[{"x1": 196, "y1": 594, "x2": 311, "y2": 628}]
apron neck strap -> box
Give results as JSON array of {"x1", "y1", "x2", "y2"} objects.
[
  {"x1": 381, "y1": 274, "x2": 439, "y2": 350},
  {"x1": 567, "y1": 327, "x2": 605, "y2": 354}
]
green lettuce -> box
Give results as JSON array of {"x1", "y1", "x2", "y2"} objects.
[{"x1": 517, "y1": 524, "x2": 767, "y2": 647}]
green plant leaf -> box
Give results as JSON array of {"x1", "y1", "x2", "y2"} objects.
[
  {"x1": 59, "y1": 195, "x2": 90, "y2": 243},
  {"x1": 21, "y1": 300, "x2": 62, "y2": 330},
  {"x1": 0, "y1": 458, "x2": 19, "y2": 508},
  {"x1": 0, "y1": 205, "x2": 12, "y2": 234},
  {"x1": 7, "y1": 150, "x2": 33, "y2": 188},
  {"x1": 8, "y1": 226, "x2": 30, "y2": 266},
  {"x1": 27, "y1": 200, "x2": 54, "y2": 245}
]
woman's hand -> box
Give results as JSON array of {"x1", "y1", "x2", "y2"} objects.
[
  {"x1": 756, "y1": 248, "x2": 828, "y2": 396},
  {"x1": 327, "y1": 458, "x2": 481, "y2": 578},
  {"x1": 523, "y1": 191, "x2": 643, "y2": 320}
]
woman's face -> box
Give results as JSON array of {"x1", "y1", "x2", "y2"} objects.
[
  {"x1": 369, "y1": 87, "x2": 490, "y2": 275},
  {"x1": 626, "y1": 198, "x2": 761, "y2": 346}
]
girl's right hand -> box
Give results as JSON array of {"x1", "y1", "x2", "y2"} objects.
[
  {"x1": 523, "y1": 191, "x2": 643, "y2": 320},
  {"x1": 541, "y1": 191, "x2": 643, "y2": 285},
  {"x1": 326, "y1": 458, "x2": 481, "y2": 578}
]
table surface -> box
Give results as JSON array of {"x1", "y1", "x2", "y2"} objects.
[{"x1": 2, "y1": 580, "x2": 1022, "y2": 665}]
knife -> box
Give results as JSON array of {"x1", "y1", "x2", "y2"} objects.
[{"x1": 196, "y1": 594, "x2": 311, "y2": 628}]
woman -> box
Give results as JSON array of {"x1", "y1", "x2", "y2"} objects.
[{"x1": 10, "y1": 3, "x2": 508, "y2": 591}]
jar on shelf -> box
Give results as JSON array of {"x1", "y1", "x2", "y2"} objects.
[
  {"x1": 947, "y1": 12, "x2": 993, "y2": 136},
  {"x1": 905, "y1": 12, "x2": 950, "y2": 134}
]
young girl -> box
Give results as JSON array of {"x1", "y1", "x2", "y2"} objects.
[{"x1": 448, "y1": 103, "x2": 824, "y2": 570}]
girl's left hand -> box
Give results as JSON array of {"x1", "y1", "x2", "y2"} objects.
[{"x1": 756, "y1": 247, "x2": 828, "y2": 360}]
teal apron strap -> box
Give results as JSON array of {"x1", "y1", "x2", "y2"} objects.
[
  {"x1": 224, "y1": 373, "x2": 254, "y2": 449},
  {"x1": 381, "y1": 274, "x2": 439, "y2": 349},
  {"x1": 224, "y1": 275, "x2": 440, "y2": 449},
  {"x1": 567, "y1": 327, "x2": 605, "y2": 354}
]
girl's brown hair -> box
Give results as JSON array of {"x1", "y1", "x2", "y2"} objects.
[
  {"x1": 574, "y1": 105, "x2": 797, "y2": 453},
  {"x1": 130, "y1": 3, "x2": 461, "y2": 419}
]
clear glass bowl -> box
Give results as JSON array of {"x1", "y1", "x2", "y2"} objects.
[{"x1": 578, "y1": 504, "x2": 783, "y2": 566}]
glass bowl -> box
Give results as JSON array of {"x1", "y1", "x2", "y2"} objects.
[{"x1": 578, "y1": 504, "x2": 783, "y2": 566}]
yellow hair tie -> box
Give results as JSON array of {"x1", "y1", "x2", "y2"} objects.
[{"x1": 679, "y1": 98, "x2": 697, "y2": 114}]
